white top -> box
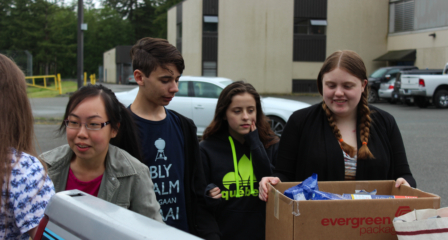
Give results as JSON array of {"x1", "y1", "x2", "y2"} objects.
[
  {"x1": 343, "y1": 150, "x2": 357, "y2": 180},
  {"x1": 0, "y1": 150, "x2": 55, "y2": 240}
]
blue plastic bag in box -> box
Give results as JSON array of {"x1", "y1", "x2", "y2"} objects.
[
  {"x1": 284, "y1": 173, "x2": 318, "y2": 201},
  {"x1": 284, "y1": 173, "x2": 347, "y2": 201}
]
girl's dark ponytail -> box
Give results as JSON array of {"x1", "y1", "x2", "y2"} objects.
[{"x1": 109, "y1": 103, "x2": 143, "y2": 161}]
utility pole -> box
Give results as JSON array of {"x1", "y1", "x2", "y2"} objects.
[{"x1": 77, "y1": 0, "x2": 84, "y2": 89}]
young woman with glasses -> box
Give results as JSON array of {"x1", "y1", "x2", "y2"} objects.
[
  {"x1": 40, "y1": 84, "x2": 163, "y2": 222},
  {"x1": 0, "y1": 54, "x2": 55, "y2": 239}
]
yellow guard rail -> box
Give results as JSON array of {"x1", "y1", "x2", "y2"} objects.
[{"x1": 25, "y1": 74, "x2": 62, "y2": 94}]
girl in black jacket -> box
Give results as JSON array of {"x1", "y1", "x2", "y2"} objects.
[
  {"x1": 200, "y1": 81, "x2": 279, "y2": 240},
  {"x1": 259, "y1": 50, "x2": 416, "y2": 201}
]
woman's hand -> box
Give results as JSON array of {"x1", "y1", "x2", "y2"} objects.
[
  {"x1": 250, "y1": 120, "x2": 257, "y2": 132},
  {"x1": 258, "y1": 177, "x2": 281, "y2": 202},
  {"x1": 395, "y1": 178, "x2": 410, "y2": 188},
  {"x1": 207, "y1": 187, "x2": 222, "y2": 199}
]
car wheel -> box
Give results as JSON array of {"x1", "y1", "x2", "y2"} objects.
[
  {"x1": 387, "y1": 98, "x2": 397, "y2": 104},
  {"x1": 414, "y1": 96, "x2": 428, "y2": 108},
  {"x1": 268, "y1": 116, "x2": 286, "y2": 137},
  {"x1": 404, "y1": 98, "x2": 414, "y2": 106},
  {"x1": 433, "y1": 89, "x2": 448, "y2": 108},
  {"x1": 368, "y1": 88, "x2": 378, "y2": 103}
]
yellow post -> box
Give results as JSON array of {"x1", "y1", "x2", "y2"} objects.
[
  {"x1": 43, "y1": 77, "x2": 47, "y2": 88},
  {"x1": 93, "y1": 74, "x2": 96, "y2": 84},
  {"x1": 84, "y1": 72, "x2": 87, "y2": 86},
  {"x1": 58, "y1": 74, "x2": 62, "y2": 95},
  {"x1": 32, "y1": 77, "x2": 35, "y2": 86},
  {"x1": 53, "y1": 75, "x2": 57, "y2": 90}
]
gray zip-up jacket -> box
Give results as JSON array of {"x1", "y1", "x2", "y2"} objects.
[{"x1": 40, "y1": 144, "x2": 163, "y2": 222}]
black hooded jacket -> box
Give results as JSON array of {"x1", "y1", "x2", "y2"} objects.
[{"x1": 200, "y1": 129, "x2": 279, "y2": 240}]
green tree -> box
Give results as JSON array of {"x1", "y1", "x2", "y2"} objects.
[
  {"x1": 152, "y1": 0, "x2": 182, "y2": 38},
  {"x1": 0, "y1": 0, "x2": 182, "y2": 80},
  {"x1": 83, "y1": 6, "x2": 133, "y2": 75},
  {"x1": 47, "y1": 5, "x2": 77, "y2": 77},
  {"x1": 102, "y1": 0, "x2": 182, "y2": 40}
]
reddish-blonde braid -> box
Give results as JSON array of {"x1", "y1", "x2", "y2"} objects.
[
  {"x1": 357, "y1": 91, "x2": 375, "y2": 160},
  {"x1": 317, "y1": 50, "x2": 375, "y2": 159},
  {"x1": 322, "y1": 102, "x2": 357, "y2": 157}
]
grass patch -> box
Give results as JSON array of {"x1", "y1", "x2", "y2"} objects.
[
  {"x1": 27, "y1": 81, "x2": 78, "y2": 98},
  {"x1": 34, "y1": 117, "x2": 64, "y2": 125}
]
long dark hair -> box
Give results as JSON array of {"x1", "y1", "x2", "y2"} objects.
[
  {"x1": 202, "y1": 81, "x2": 279, "y2": 148},
  {"x1": 60, "y1": 84, "x2": 142, "y2": 160},
  {"x1": 0, "y1": 54, "x2": 42, "y2": 208},
  {"x1": 317, "y1": 50, "x2": 374, "y2": 160}
]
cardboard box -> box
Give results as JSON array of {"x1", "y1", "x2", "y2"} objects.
[{"x1": 266, "y1": 181, "x2": 440, "y2": 240}]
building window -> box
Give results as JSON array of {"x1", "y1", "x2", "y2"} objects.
[
  {"x1": 202, "y1": 15, "x2": 218, "y2": 76},
  {"x1": 176, "y1": 2, "x2": 182, "y2": 53},
  {"x1": 389, "y1": 0, "x2": 414, "y2": 33},
  {"x1": 294, "y1": 19, "x2": 327, "y2": 35},
  {"x1": 177, "y1": 23, "x2": 182, "y2": 38},
  {"x1": 176, "y1": 23, "x2": 182, "y2": 53},
  {"x1": 202, "y1": 61, "x2": 217, "y2": 77},
  {"x1": 203, "y1": 16, "x2": 218, "y2": 33},
  {"x1": 293, "y1": 0, "x2": 327, "y2": 62},
  {"x1": 292, "y1": 79, "x2": 318, "y2": 93}
]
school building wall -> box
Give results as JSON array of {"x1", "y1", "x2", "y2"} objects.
[
  {"x1": 103, "y1": 48, "x2": 116, "y2": 84},
  {"x1": 168, "y1": 0, "x2": 390, "y2": 93},
  {"x1": 387, "y1": 0, "x2": 448, "y2": 69}
]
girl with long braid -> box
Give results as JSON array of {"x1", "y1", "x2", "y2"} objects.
[{"x1": 259, "y1": 50, "x2": 416, "y2": 201}]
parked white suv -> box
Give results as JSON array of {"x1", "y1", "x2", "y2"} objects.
[{"x1": 115, "y1": 76, "x2": 310, "y2": 136}]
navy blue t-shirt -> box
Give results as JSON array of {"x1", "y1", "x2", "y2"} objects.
[{"x1": 130, "y1": 107, "x2": 189, "y2": 232}]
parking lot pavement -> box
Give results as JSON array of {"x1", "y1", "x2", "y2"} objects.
[
  {"x1": 32, "y1": 90, "x2": 448, "y2": 207},
  {"x1": 30, "y1": 97, "x2": 69, "y2": 119},
  {"x1": 30, "y1": 83, "x2": 135, "y2": 118},
  {"x1": 100, "y1": 83, "x2": 137, "y2": 93}
]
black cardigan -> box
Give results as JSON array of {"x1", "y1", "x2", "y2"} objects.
[
  {"x1": 168, "y1": 110, "x2": 221, "y2": 240},
  {"x1": 274, "y1": 103, "x2": 416, "y2": 187}
]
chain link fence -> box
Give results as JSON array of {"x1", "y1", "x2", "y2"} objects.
[{"x1": 0, "y1": 50, "x2": 33, "y2": 76}]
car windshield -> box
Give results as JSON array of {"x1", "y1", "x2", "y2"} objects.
[{"x1": 369, "y1": 68, "x2": 388, "y2": 78}]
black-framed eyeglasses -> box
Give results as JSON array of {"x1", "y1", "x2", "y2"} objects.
[{"x1": 64, "y1": 119, "x2": 110, "y2": 131}]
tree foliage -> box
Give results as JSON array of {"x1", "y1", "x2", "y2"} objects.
[{"x1": 0, "y1": 0, "x2": 180, "y2": 78}]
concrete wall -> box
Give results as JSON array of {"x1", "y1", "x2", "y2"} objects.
[
  {"x1": 327, "y1": 0, "x2": 389, "y2": 76},
  {"x1": 182, "y1": 0, "x2": 203, "y2": 76},
  {"x1": 388, "y1": 28, "x2": 448, "y2": 69},
  {"x1": 103, "y1": 48, "x2": 116, "y2": 83},
  {"x1": 292, "y1": 62, "x2": 322, "y2": 81},
  {"x1": 167, "y1": 6, "x2": 176, "y2": 46},
  {"x1": 167, "y1": 0, "x2": 390, "y2": 93},
  {"x1": 218, "y1": 0, "x2": 294, "y2": 93}
]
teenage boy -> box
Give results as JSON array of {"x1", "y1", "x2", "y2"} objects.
[{"x1": 129, "y1": 37, "x2": 220, "y2": 240}]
